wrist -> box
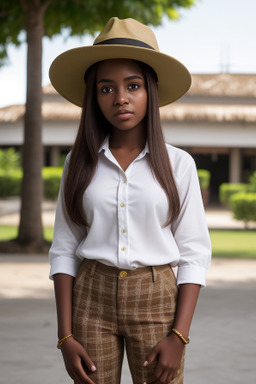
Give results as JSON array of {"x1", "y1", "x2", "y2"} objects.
[
  {"x1": 58, "y1": 328, "x2": 72, "y2": 340},
  {"x1": 172, "y1": 323, "x2": 190, "y2": 341},
  {"x1": 171, "y1": 328, "x2": 190, "y2": 345},
  {"x1": 57, "y1": 333, "x2": 74, "y2": 349}
]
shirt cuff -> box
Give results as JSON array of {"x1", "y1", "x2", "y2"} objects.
[
  {"x1": 49, "y1": 256, "x2": 82, "y2": 280},
  {"x1": 177, "y1": 265, "x2": 207, "y2": 287}
]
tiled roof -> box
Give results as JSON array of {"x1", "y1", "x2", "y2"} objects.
[
  {"x1": 1, "y1": 74, "x2": 256, "y2": 123},
  {"x1": 45, "y1": 73, "x2": 256, "y2": 98},
  {"x1": 160, "y1": 103, "x2": 256, "y2": 123},
  {"x1": 189, "y1": 74, "x2": 256, "y2": 97}
]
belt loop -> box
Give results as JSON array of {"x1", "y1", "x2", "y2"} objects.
[
  {"x1": 90, "y1": 260, "x2": 98, "y2": 278},
  {"x1": 151, "y1": 266, "x2": 157, "y2": 282}
]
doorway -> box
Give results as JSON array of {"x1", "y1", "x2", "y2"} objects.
[{"x1": 192, "y1": 152, "x2": 229, "y2": 205}]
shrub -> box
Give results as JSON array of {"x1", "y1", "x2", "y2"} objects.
[
  {"x1": 248, "y1": 171, "x2": 256, "y2": 192},
  {"x1": 0, "y1": 169, "x2": 22, "y2": 197},
  {"x1": 229, "y1": 192, "x2": 256, "y2": 225},
  {"x1": 59, "y1": 154, "x2": 67, "y2": 167},
  {"x1": 0, "y1": 167, "x2": 63, "y2": 199},
  {"x1": 0, "y1": 148, "x2": 21, "y2": 172},
  {"x1": 42, "y1": 167, "x2": 63, "y2": 200},
  {"x1": 197, "y1": 169, "x2": 211, "y2": 189},
  {"x1": 219, "y1": 183, "x2": 248, "y2": 208}
]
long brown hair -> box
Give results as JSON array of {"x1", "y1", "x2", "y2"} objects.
[{"x1": 64, "y1": 61, "x2": 180, "y2": 227}]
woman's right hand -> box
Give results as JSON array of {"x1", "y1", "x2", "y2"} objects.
[{"x1": 60, "y1": 337, "x2": 96, "y2": 384}]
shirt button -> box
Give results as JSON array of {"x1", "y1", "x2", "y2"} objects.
[
  {"x1": 121, "y1": 247, "x2": 126, "y2": 251},
  {"x1": 120, "y1": 271, "x2": 128, "y2": 278},
  {"x1": 121, "y1": 229, "x2": 126, "y2": 234},
  {"x1": 120, "y1": 203, "x2": 125, "y2": 207}
]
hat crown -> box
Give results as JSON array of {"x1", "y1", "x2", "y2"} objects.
[
  {"x1": 94, "y1": 17, "x2": 159, "y2": 51},
  {"x1": 50, "y1": 17, "x2": 191, "y2": 108}
]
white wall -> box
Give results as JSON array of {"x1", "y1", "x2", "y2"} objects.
[{"x1": 162, "y1": 121, "x2": 256, "y2": 148}]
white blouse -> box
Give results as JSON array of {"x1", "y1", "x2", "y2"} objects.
[{"x1": 49, "y1": 135, "x2": 211, "y2": 286}]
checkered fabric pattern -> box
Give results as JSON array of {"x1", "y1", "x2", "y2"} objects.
[{"x1": 73, "y1": 259, "x2": 185, "y2": 384}]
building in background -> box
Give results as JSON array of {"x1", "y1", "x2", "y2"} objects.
[{"x1": 1, "y1": 74, "x2": 256, "y2": 203}]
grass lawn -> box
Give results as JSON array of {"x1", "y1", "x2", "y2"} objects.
[
  {"x1": 209, "y1": 230, "x2": 256, "y2": 258},
  {"x1": 0, "y1": 226, "x2": 54, "y2": 243},
  {"x1": 0, "y1": 226, "x2": 255, "y2": 258}
]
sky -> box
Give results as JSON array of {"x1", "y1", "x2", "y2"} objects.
[{"x1": 0, "y1": 0, "x2": 256, "y2": 108}]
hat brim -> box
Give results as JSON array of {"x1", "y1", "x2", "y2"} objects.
[{"x1": 49, "y1": 45, "x2": 191, "y2": 107}]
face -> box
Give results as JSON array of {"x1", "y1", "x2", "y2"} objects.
[{"x1": 96, "y1": 59, "x2": 148, "y2": 132}]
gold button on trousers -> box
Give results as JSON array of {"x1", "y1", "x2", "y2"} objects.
[{"x1": 72, "y1": 259, "x2": 185, "y2": 384}]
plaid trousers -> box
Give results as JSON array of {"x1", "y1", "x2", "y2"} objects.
[{"x1": 72, "y1": 259, "x2": 185, "y2": 384}]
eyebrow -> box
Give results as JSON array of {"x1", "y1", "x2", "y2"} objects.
[{"x1": 97, "y1": 75, "x2": 143, "y2": 84}]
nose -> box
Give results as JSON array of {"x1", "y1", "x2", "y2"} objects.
[{"x1": 114, "y1": 88, "x2": 128, "y2": 105}]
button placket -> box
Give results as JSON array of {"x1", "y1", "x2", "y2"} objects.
[{"x1": 117, "y1": 172, "x2": 128, "y2": 266}]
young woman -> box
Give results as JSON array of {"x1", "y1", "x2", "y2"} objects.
[{"x1": 49, "y1": 17, "x2": 211, "y2": 384}]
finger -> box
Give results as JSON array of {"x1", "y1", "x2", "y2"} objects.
[
  {"x1": 167, "y1": 368, "x2": 178, "y2": 383},
  {"x1": 67, "y1": 358, "x2": 96, "y2": 384},
  {"x1": 153, "y1": 360, "x2": 177, "y2": 384},
  {"x1": 159, "y1": 370, "x2": 170, "y2": 384},
  {"x1": 77, "y1": 373, "x2": 96, "y2": 384},
  {"x1": 145, "y1": 372, "x2": 169, "y2": 384},
  {"x1": 74, "y1": 372, "x2": 91, "y2": 384},
  {"x1": 143, "y1": 348, "x2": 158, "y2": 367},
  {"x1": 73, "y1": 372, "x2": 85, "y2": 384},
  {"x1": 74, "y1": 366, "x2": 96, "y2": 384},
  {"x1": 67, "y1": 369, "x2": 86, "y2": 384},
  {"x1": 80, "y1": 349, "x2": 97, "y2": 372},
  {"x1": 151, "y1": 364, "x2": 163, "y2": 382}
]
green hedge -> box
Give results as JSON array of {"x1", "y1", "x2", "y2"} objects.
[
  {"x1": 248, "y1": 171, "x2": 256, "y2": 192},
  {"x1": 0, "y1": 167, "x2": 63, "y2": 199},
  {"x1": 219, "y1": 183, "x2": 248, "y2": 208},
  {"x1": 197, "y1": 169, "x2": 211, "y2": 189},
  {"x1": 1, "y1": 166, "x2": 211, "y2": 200},
  {"x1": 0, "y1": 170, "x2": 22, "y2": 197},
  {"x1": 0, "y1": 148, "x2": 21, "y2": 171},
  {"x1": 42, "y1": 167, "x2": 63, "y2": 199},
  {"x1": 230, "y1": 192, "x2": 256, "y2": 224}
]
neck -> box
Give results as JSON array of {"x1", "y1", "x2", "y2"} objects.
[{"x1": 109, "y1": 126, "x2": 147, "y2": 151}]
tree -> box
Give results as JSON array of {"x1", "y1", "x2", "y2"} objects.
[{"x1": 0, "y1": 0, "x2": 197, "y2": 253}]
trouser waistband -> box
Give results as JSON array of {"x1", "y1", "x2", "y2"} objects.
[{"x1": 83, "y1": 258, "x2": 173, "y2": 283}]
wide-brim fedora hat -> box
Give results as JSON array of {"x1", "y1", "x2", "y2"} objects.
[{"x1": 49, "y1": 17, "x2": 191, "y2": 107}]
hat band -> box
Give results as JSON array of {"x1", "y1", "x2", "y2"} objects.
[{"x1": 94, "y1": 37, "x2": 155, "y2": 50}]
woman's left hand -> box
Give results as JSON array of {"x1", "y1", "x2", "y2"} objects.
[{"x1": 143, "y1": 333, "x2": 184, "y2": 384}]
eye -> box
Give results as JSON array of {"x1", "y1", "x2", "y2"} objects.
[
  {"x1": 100, "y1": 86, "x2": 113, "y2": 94},
  {"x1": 128, "y1": 83, "x2": 141, "y2": 91}
]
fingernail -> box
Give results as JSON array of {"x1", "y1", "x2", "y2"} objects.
[
  {"x1": 143, "y1": 361, "x2": 148, "y2": 367},
  {"x1": 91, "y1": 365, "x2": 96, "y2": 371}
]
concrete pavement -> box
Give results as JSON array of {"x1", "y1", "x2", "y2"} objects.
[
  {"x1": 1, "y1": 199, "x2": 256, "y2": 383},
  {"x1": 0, "y1": 255, "x2": 256, "y2": 384}
]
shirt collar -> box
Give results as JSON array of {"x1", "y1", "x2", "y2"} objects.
[
  {"x1": 98, "y1": 134, "x2": 150, "y2": 155},
  {"x1": 98, "y1": 135, "x2": 110, "y2": 153}
]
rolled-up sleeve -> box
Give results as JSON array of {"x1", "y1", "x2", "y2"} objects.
[
  {"x1": 171, "y1": 157, "x2": 212, "y2": 287},
  {"x1": 49, "y1": 154, "x2": 86, "y2": 280}
]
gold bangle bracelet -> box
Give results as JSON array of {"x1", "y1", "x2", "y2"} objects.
[
  {"x1": 171, "y1": 328, "x2": 190, "y2": 345},
  {"x1": 57, "y1": 333, "x2": 73, "y2": 349}
]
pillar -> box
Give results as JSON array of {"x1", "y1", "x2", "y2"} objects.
[
  {"x1": 229, "y1": 148, "x2": 241, "y2": 183},
  {"x1": 50, "y1": 146, "x2": 60, "y2": 167}
]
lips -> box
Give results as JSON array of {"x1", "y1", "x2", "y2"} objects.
[
  {"x1": 115, "y1": 109, "x2": 133, "y2": 116},
  {"x1": 114, "y1": 109, "x2": 133, "y2": 120}
]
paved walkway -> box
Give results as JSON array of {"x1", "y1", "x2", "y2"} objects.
[
  {"x1": 0, "y1": 255, "x2": 256, "y2": 384},
  {"x1": 1, "y1": 199, "x2": 256, "y2": 383}
]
